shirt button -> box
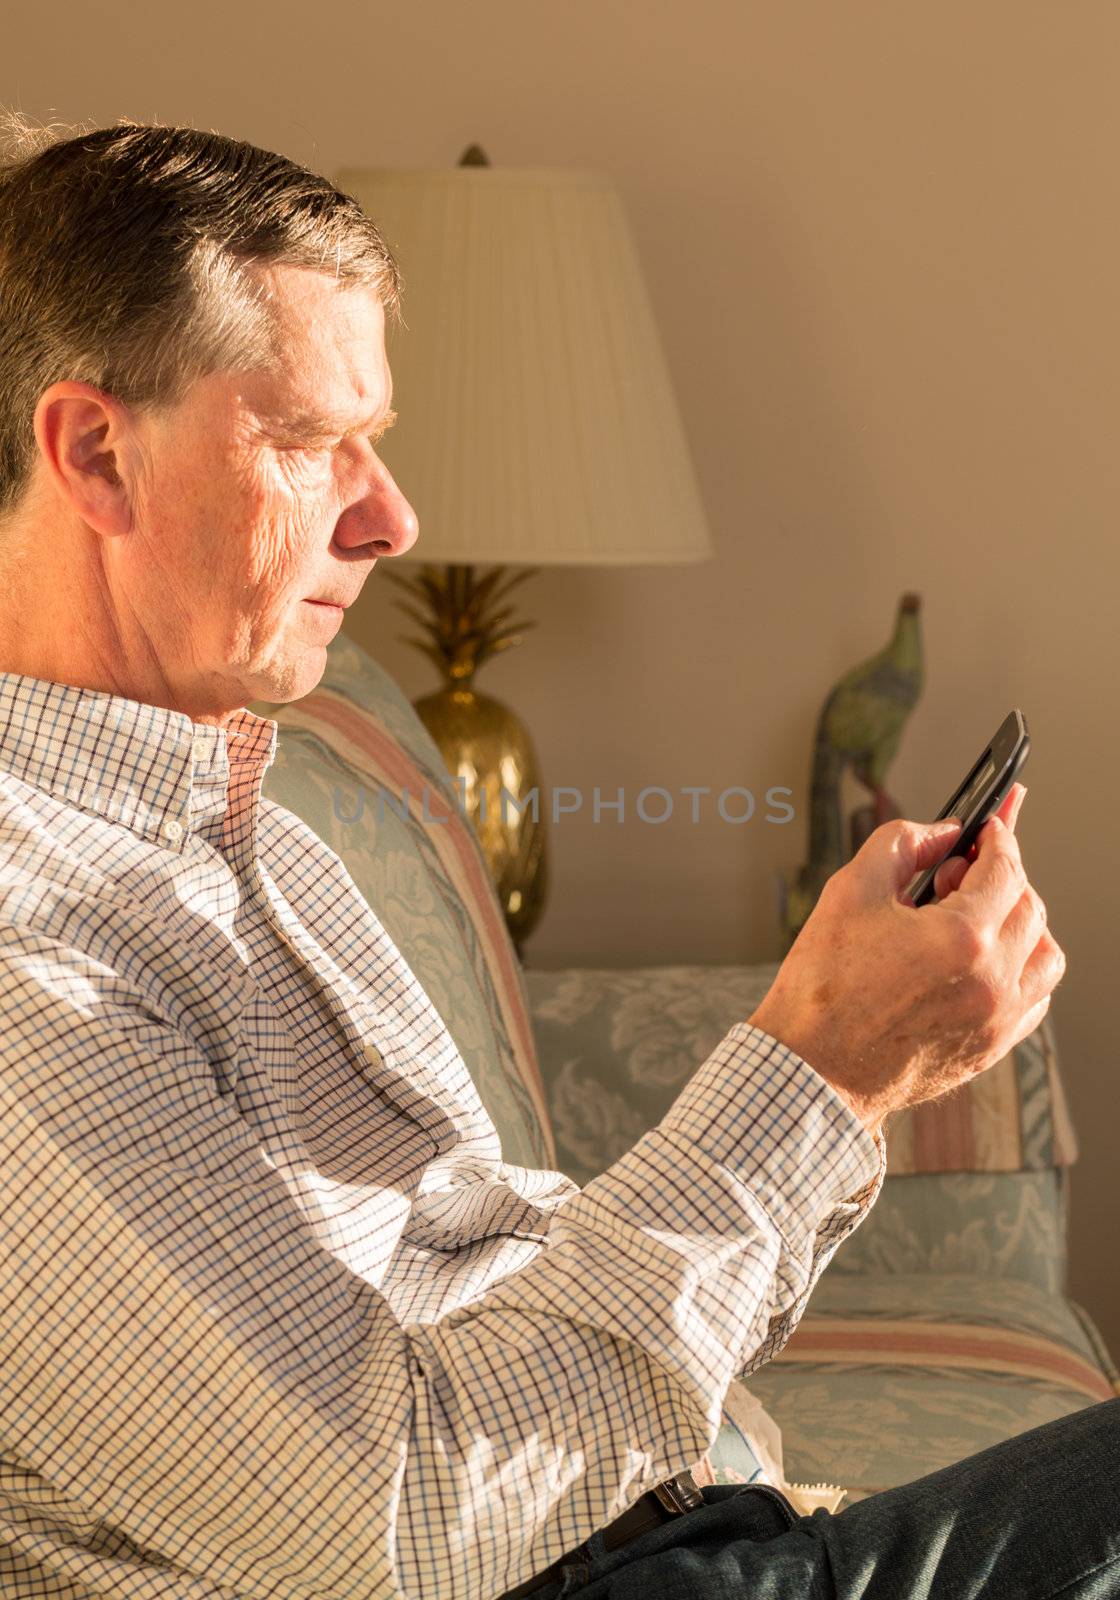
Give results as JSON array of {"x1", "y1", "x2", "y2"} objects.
[
  {"x1": 192, "y1": 737, "x2": 208, "y2": 764},
  {"x1": 161, "y1": 818, "x2": 184, "y2": 845}
]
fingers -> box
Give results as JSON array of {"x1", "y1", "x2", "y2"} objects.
[
  {"x1": 962, "y1": 831, "x2": 1063, "y2": 1047},
  {"x1": 853, "y1": 816, "x2": 962, "y2": 901},
  {"x1": 932, "y1": 787, "x2": 1028, "y2": 906},
  {"x1": 933, "y1": 853, "x2": 970, "y2": 900},
  {"x1": 1005, "y1": 991, "x2": 1054, "y2": 1054},
  {"x1": 931, "y1": 784, "x2": 1031, "y2": 908},
  {"x1": 994, "y1": 782, "x2": 1028, "y2": 834},
  {"x1": 954, "y1": 815, "x2": 1026, "y2": 921},
  {"x1": 1017, "y1": 927, "x2": 1067, "y2": 1010},
  {"x1": 1001, "y1": 881, "x2": 1046, "y2": 961},
  {"x1": 905, "y1": 817, "x2": 964, "y2": 873}
]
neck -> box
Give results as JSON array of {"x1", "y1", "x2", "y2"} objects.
[
  {"x1": 0, "y1": 515, "x2": 235, "y2": 727},
  {"x1": 891, "y1": 609, "x2": 922, "y2": 671}
]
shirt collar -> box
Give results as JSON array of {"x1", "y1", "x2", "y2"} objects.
[{"x1": 0, "y1": 671, "x2": 277, "y2": 852}]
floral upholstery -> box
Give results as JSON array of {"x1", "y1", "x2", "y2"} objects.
[{"x1": 523, "y1": 962, "x2": 1076, "y2": 1185}]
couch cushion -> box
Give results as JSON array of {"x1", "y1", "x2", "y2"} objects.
[
  {"x1": 741, "y1": 1273, "x2": 1119, "y2": 1503},
  {"x1": 523, "y1": 963, "x2": 1077, "y2": 1181},
  {"x1": 253, "y1": 633, "x2": 554, "y2": 1170},
  {"x1": 824, "y1": 1169, "x2": 1068, "y2": 1295}
]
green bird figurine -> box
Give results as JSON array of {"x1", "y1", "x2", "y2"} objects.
[{"x1": 782, "y1": 593, "x2": 924, "y2": 946}]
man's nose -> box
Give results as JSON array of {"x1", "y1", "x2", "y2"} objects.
[{"x1": 334, "y1": 457, "x2": 419, "y2": 558}]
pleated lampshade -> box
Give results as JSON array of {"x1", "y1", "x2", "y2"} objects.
[{"x1": 334, "y1": 164, "x2": 714, "y2": 567}]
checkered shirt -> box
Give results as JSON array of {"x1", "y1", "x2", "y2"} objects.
[{"x1": 0, "y1": 670, "x2": 884, "y2": 1599}]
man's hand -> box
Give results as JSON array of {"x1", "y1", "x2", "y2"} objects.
[{"x1": 749, "y1": 784, "x2": 1066, "y2": 1134}]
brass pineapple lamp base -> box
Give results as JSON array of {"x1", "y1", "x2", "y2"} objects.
[
  {"x1": 383, "y1": 561, "x2": 548, "y2": 958},
  {"x1": 413, "y1": 681, "x2": 549, "y2": 956}
]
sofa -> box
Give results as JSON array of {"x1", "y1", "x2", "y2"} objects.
[{"x1": 253, "y1": 631, "x2": 1118, "y2": 1512}]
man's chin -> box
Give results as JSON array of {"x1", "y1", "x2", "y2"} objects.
[{"x1": 243, "y1": 647, "x2": 329, "y2": 710}]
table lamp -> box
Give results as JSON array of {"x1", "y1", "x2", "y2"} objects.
[{"x1": 336, "y1": 150, "x2": 713, "y2": 957}]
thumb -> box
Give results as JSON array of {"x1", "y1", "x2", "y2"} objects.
[{"x1": 853, "y1": 816, "x2": 963, "y2": 899}]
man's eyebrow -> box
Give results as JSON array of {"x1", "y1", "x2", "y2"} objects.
[{"x1": 273, "y1": 405, "x2": 397, "y2": 438}]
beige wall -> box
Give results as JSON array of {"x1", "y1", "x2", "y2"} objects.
[{"x1": 7, "y1": 1, "x2": 1118, "y2": 1352}]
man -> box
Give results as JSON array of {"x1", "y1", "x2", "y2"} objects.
[{"x1": 0, "y1": 113, "x2": 1109, "y2": 1600}]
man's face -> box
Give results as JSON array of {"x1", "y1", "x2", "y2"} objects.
[{"x1": 121, "y1": 263, "x2": 418, "y2": 717}]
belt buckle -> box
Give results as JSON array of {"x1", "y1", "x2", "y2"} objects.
[{"x1": 651, "y1": 1469, "x2": 704, "y2": 1517}]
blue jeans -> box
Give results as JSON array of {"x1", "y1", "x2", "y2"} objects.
[{"x1": 532, "y1": 1397, "x2": 1120, "y2": 1598}]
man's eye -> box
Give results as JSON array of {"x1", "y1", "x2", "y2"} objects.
[{"x1": 290, "y1": 430, "x2": 386, "y2": 453}]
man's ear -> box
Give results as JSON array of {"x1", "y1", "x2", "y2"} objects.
[{"x1": 32, "y1": 381, "x2": 139, "y2": 536}]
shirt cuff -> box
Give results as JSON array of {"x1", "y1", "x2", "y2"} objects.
[{"x1": 658, "y1": 1021, "x2": 886, "y2": 1248}]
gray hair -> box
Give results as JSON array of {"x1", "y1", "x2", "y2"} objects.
[{"x1": 0, "y1": 112, "x2": 402, "y2": 520}]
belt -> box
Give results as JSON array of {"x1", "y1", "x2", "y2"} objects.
[{"x1": 496, "y1": 1470, "x2": 706, "y2": 1600}]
